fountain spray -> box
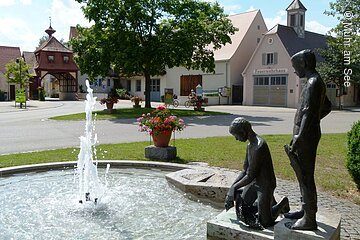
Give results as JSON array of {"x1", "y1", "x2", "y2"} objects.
[{"x1": 76, "y1": 80, "x2": 109, "y2": 204}]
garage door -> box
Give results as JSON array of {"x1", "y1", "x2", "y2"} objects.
[{"x1": 253, "y1": 76, "x2": 287, "y2": 106}]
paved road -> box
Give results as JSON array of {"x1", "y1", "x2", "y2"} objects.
[{"x1": 0, "y1": 100, "x2": 359, "y2": 155}]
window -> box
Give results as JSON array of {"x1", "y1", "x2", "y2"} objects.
[
  {"x1": 107, "y1": 79, "x2": 111, "y2": 87},
  {"x1": 262, "y1": 52, "x2": 278, "y2": 65},
  {"x1": 180, "y1": 75, "x2": 202, "y2": 96},
  {"x1": 326, "y1": 83, "x2": 336, "y2": 88},
  {"x1": 254, "y1": 77, "x2": 269, "y2": 86},
  {"x1": 267, "y1": 53, "x2": 274, "y2": 65},
  {"x1": 300, "y1": 15, "x2": 304, "y2": 27},
  {"x1": 63, "y1": 55, "x2": 69, "y2": 63},
  {"x1": 290, "y1": 14, "x2": 296, "y2": 26},
  {"x1": 150, "y1": 79, "x2": 160, "y2": 92},
  {"x1": 98, "y1": 79, "x2": 102, "y2": 87},
  {"x1": 48, "y1": 55, "x2": 55, "y2": 63},
  {"x1": 257, "y1": 25, "x2": 260, "y2": 30},
  {"x1": 254, "y1": 76, "x2": 286, "y2": 86},
  {"x1": 126, "y1": 80, "x2": 131, "y2": 92},
  {"x1": 136, "y1": 80, "x2": 141, "y2": 92},
  {"x1": 257, "y1": 38, "x2": 260, "y2": 44}
]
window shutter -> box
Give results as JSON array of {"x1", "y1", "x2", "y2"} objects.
[
  {"x1": 274, "y1": 52, "x2": 278, "y2": 64},
  {"x1": 262, "y1": 53, "x2": 266, "y2": 65}
]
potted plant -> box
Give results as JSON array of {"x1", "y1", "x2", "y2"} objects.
[
  {"x1": 137, "y1": 105, "x2": 185, "y2": 147},
  {"x1": 100, "y1": 94, "x2": 119, "y2": 111},
  {"x1": 131, "y1": 96, "x2": 143, "y2": 108}
]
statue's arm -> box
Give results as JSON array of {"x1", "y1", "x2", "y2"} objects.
[
  {"x1": 321, "y1": 95, "x2": 332, "y2": 119},
  {"x1": 292, "y1": 80, "x2": 320, "y2": 150},
  {"x1": 228, "y1": 150, "x2": 259, "y2": 197},
  {"x1": 225, "y1": 148, "x2": 250, "y2": 210}
]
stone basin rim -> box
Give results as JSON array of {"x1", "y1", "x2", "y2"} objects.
[{"x1": 0, "y1": 160, "x2": 198, "y2": 177}]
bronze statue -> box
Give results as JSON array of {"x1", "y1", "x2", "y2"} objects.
[
  {"x1": 225, "y1": 117, "x2": 290, "y2": 229},
  {"x1": 284, "y1": 49, "x2": 332, "y2": 230}
]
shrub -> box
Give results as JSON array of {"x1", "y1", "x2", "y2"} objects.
[
  {"x1": 116, "y1": 88, "x2": 130, "y2": 99},
  {"x1": 347, "y1": 120, "x2": 360, "y2": 189},
  {"x1": 38, "y1": 87, "x2": 45, "y2": 101}
]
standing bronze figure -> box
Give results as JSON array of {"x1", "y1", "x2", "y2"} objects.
[
  {"x1": 284, "y1": 49, "x2": 332, "y2": 230},
  {"x1": 225, "y1": 117, "x2": 290, "y2": 229}
]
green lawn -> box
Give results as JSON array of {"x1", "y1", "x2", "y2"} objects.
[
  {"x1": 0, "y1": 133, "x2": 358, "y2": 204},
  {"x1": 50, "y1": 107, "x2": 229, "y2": 121}
]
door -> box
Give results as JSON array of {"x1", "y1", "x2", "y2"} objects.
[
  {"x1": 10, "y1": 85, "x2": 15, "y2": 100},
  {"x1": 253, "y1": 75, "x2": 287, "y2": 106},
  {"x1": 232, "y1": 85, "x2": 243, "y2": 104},
  {"x1": 150, "y1": 79, "x2": 160, "y2": 102}
]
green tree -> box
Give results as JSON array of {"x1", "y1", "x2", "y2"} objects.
[
  {"x1": 38, "y1": 35, "x2": 67, "y2": 49},
  {"x1": 318, "y1": 0, "x2": 360, "y2": 108},
  {"x1": 4, "y1": 58, "x2": 32, "y2": 88},
  {"x1": 71, "y1": 0, "x2": 236, "y2": 108}
]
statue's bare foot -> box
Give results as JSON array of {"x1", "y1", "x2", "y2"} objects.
[
  {"x1": 284, "y1": 209, "x2": 304, "y2": 219},
  {"x1": 291, "y1": 215, "x2": 317, "y2": 230}
]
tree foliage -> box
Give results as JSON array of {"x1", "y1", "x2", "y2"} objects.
[
  {"x1": 4, "y1": 58, "x2": 32, "y2": 87},
  {"x1": 317, "y1": 0, "x2": 360, "y2": 108},
  {"x1": 71, "y1": 0, "x2": 237, "y2": 107}
]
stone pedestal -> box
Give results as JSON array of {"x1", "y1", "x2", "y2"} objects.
[
  {"x1": 145, "y1": 145, "x2": 177, "y2": 161},
  {"x1": 207, "y1": 210, "x2": 274, "y2": 240},
  {"x1": 274, "y1": 212, "x2": 341, "y2": 240},
  {"x1": 207, "y1": 210, "x2": 341, "y2": 240}
]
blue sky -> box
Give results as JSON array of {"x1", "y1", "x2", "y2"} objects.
[{"x1": 0, "y1": 0, "x2": 339, "y2": 52}]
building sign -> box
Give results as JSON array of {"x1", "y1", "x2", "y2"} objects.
[
  {"x1": 164, "y1": 88, "x2": 173, "y2": 104},
  {"x1": 16, "y1": 88, "x2": 26, "y2": 103},
  {"x1": 218, "y1": 87, "x2": 231, "y2": 97},
  {"x1": 254, "y1": 68, "x2": 288, "y2": 75}
]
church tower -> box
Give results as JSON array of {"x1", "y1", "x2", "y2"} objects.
[{"x1": 286, "y1": 0, "x2": 307, "y2": 38}]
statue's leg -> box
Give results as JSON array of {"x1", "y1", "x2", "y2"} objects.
[
  {"x1": 291, "y1": 135, "x2": 319, "y2": 230},
  {"x1": 257, "y1": 190, "x2": 274, "y2": 228},
  {"x1": 235, "y1": 190, "x2": 244, "y2": 221},
  {"x1": 272, "y1": 196, "x2": 290, "y2": 218}
]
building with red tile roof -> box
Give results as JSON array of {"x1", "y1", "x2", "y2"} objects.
[{"x1": 0, "y1": 46, "x2": 21, "y2": 100}]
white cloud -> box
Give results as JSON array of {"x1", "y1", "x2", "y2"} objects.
[
  {"x1": 0, "y1": 17, "x2": 38, "y2": 51},
  {"x1": 224, "y1": 4, "x2": 241, "y2": 14},
  {"x1": 306, "y1": 20, "x2": 331, "y2": 34},
  {"x1": 20, "y1": 0, "x2": 32, "y2": 5},
  {"x1": 0, "y1": 0, "x2": 15, "y2": 6},
  {"x1": 48, "y1": 0, "x2": 92, "y2": 42},
  {"x1": 264, "y1": 10, "x2": 287, "y2": 29},
  {"x1": 246, "y1": 6, "x2": 256, "y2": 12}
]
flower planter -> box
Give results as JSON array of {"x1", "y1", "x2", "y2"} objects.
[
  {"x1": 106, "y1": 102, "x2": 114, "y2": 110},
  {"x1": 152, "y1": 131, "x2": 172, "y2": 147}
]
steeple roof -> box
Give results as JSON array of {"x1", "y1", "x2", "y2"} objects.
[
  {"x1": 286, "y1": 0, "x2": 307, "y2": 11},
  {"x1": 35, "y1": 36, "x2": 72, "y2": 53}
]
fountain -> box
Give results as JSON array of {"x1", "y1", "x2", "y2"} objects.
[
  {"x1": 76, "y1": 79, "x2": 108, "y2": 204},
  {"x1": 0, "y1": 81, "x2": 221, "y2": 239}
]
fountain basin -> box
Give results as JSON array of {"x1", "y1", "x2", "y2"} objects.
[{"x1": 0, "y1": 161, "x2": 221, "y2": 239}]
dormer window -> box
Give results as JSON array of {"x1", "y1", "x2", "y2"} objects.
[
  {"x1": 290, "y1": 14, "x2": 296, "y2": 26},
  {"x1": 48, "y1": 55, "x2": 55, "y2": 63},
  {"x1": 63, "y1": 55, "x2": 69, "y2": 63},
  {"x1": 300, "y1": 15, "x2": 304, "y2": 27}
]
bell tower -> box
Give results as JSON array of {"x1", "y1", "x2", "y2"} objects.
[{"x1": 286, "y1": 0, "x2": 307, "y2": 38}]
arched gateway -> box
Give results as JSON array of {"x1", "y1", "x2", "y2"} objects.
[{"x1": 34, "y1": 25, "x2": 79, "y2": 100}]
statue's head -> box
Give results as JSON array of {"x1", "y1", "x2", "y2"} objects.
[
  {"x1": 291, "y1": 49, "x2": 316, "y2": 78},
  {"x1": 229, "y1": 117, "x2": 252, "y2": 142}
]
